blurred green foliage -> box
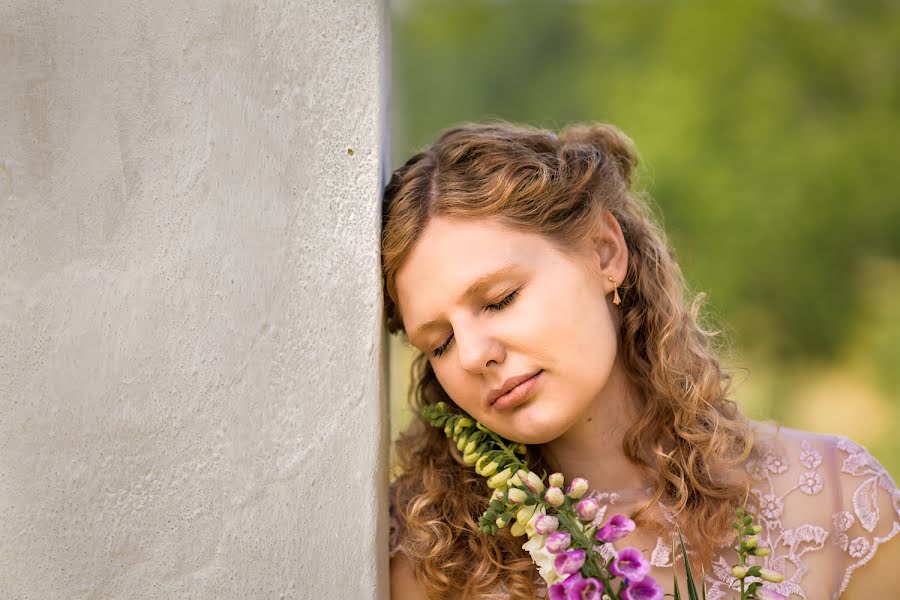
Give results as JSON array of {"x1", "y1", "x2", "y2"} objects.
[{"x1": 390, "y1": 0, "x2": 900, "y2": 475}]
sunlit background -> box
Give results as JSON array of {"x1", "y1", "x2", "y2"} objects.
[{"x1": 387, "y1": 0, "x2": 900, "y2": 480}]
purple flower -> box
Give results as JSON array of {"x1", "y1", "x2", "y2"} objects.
[
  {"x1": 754, "y1": 589, "x2": 788, "y2": 600},
  {"x1": 621, "y1": 575, "x2": 663, "y2": 600},
  {"x1": 545, "y1": 486, "x2": 565, "y2": 507},
  {"x1": 567, "y1": 477, "x2": 589, "y2": 499},
  {"x1": 575, "y1": 497, "x2": 600, "y2": 522},
  {"x1": 554, "y1": 549, "x2": 586, "y2": 576},
  {"x1": 549, "y1": 572, "x2": 582, "y2": 600},
  {"x1": 545, "y1": 531, "x2": 572, "y2": 554},
  {"x1": 595, "y1": 513, "x2": 636, "y2": 543},
  {"x1": 610, "y1": 547, "x2": 650, "y2": 581},
  {"x1": 570, "y1": 575, "x2": 604, "y2": 600},
  {"x1": 535, "y1": 515, "x2": 560, "y2": 535},
  {"x1": 549, "y1": 572, "x2": 604, "y2": 600},
  {"x1": 548, "y1": 581, "x2": 567, "y2": 600}
]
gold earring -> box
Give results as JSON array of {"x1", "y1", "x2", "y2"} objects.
[{"x1": 607, "y1": 276, "x2": 621, "y2": 305}]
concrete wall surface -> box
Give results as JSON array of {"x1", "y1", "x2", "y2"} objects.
[{"x1": 0, "y1": 1, "x2": 389, "y2": 598}]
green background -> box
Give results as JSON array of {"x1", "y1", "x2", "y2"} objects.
[{"x1": 388, "y1": 0, "x2": 900, "y2": 480}]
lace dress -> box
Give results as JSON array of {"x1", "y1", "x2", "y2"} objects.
[{"x1": 389, "y1": 421, "x2": 900, "y2": 599}]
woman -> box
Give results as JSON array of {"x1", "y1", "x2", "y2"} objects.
[{"x1": 381, "y1": 121, "x2": 900, "y2": 599}]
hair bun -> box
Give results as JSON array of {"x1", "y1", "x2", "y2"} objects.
[{"x1": 558, "y1": 123, "x2": 639, "y2": 186}]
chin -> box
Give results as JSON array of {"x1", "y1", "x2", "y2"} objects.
[{"x1": 497, "y1": 405, "x2": 574, "y2": 445}]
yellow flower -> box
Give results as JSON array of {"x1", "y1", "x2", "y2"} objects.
[
  {"x1": 488, "y1": 467, "x2": 513, "y2": 489},
  {"x1": 731, "y1": 566, "x2": 748, "y2": 578},
  {"x1": 760, "y1": 568, "x2": 784, "y2": 583}
]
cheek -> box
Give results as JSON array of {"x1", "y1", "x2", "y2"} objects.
[{"x1": 431, "y1": 364, "x2": 482, "y2": 417}]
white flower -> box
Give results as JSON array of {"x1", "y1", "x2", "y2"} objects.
[
  {"x1": 525, "y1": 505, "x2": 547, "y2": 538},
  {"x1": 833, "y1": 511, "x2": 854, "y2": 532},
  {"x1": 848, "y1": 537, "x2": 870, "y2": 558},
  {"x1": 759, "y1": 493, "x2": 785, "y2": 520},
  {"x1": 800, "y1": 441, "x2": 822, "y2": 469},
  {"x1": 522, "y1": 534, "x2": 566, "y2": 585},
  {"x1": 799, "y1": 470, "x2": 824, "y2": 495},
  {"x1": 765, "y1": 454, "x2": 789, "y2": 475}
]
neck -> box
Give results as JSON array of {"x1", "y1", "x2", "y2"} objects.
[{"x1": 539, "y1": 354, "x2": 653, "y2": 497}]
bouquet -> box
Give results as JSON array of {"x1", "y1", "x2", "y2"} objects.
[{"x1": 422, "y1": 402, "x2": 787, "y2": 600}]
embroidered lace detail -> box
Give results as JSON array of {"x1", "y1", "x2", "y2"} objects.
[{"x1": 388, "y1": 423, "x2": 900, "y2": 599}]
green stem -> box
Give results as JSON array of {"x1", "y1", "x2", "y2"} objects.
[
  {"x1": 556, "y1": 509, "x2": 613, "y2": 592},
  {"x1": 737, "y1": 524, "x2": 747, "y2": 600}
]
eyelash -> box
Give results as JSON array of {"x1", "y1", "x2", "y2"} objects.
[{"x1": 431, "y1": 289, "x2": 520, "y2": 358}]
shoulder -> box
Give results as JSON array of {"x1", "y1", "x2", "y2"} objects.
[
  {"x1": 390, "y1": 552, "x2": 430, "y2": 600},
  {"x1": 389, "y1": 482, "x2": 431, "y2": 599},
  {"x1": 745, "y1": 421, "x2": 900, "y2": 597},
  {"x1": 823, "y1": 433, "x2": 900, "y2": 596}
]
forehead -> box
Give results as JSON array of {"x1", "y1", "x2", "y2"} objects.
[{"x1": 394, "y1": 217, "x2": 555, "y2": 337}]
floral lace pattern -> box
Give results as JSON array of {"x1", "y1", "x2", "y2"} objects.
[{"x1": 388, "y1": 423, "x2": 900, "y2": 599}]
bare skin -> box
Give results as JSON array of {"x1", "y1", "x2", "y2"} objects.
[
  {"x1": 391, "y1": 210, "x2": 655, "y2": 598},
  {"x1": 396, "y1": 210, "x2": 651, "y2": 492}
]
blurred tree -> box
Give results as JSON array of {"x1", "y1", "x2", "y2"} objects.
[
  {"x1": 390, "y1": 0, "x2": 900, "y2": 474},
  {"x1": 392, "y1": 0, "x2": 900, "y2": 360}
]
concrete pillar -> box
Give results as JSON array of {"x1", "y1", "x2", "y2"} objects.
[{"x1": 0, "y1": 2, "x2": 389, "y2": 598}]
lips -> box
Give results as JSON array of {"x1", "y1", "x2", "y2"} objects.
[{"x1": 487, "y1": 370, "x2": 543, "y2": 407}]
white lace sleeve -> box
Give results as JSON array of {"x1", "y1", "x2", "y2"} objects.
[
  {"x1": 702, "y1": 424, "x2": 900, "y2": 599},
  {"x1": 830, "y1": 435, "x2": 900, "y2": 597}
]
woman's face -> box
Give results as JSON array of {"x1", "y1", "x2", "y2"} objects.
[{"x1": 394, "y1": 214, "x2": 626, "y2": 444}]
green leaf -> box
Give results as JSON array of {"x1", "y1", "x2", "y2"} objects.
[
  {"x1": 672, "y1": 534, "x2": 682, "y2": 600},
  {"x1": 677, "y1": 529, "x2": 700, "y2": 600}
]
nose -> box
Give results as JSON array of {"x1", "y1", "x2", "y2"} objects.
[{"x1": 455, "y1": 324, "x2": 505, "y2": 373}]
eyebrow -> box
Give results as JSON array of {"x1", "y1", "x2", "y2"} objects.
[{"x1": 409, "y1": 263, "x2": 521, "y2": 345}]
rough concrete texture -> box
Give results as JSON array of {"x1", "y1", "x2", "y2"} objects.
[{"x1": 0, "y1": 1, "x2": 389, "y2": 598}]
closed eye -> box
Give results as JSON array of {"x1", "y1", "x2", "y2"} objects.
[{"x1": 431, "y1": 289, "x2": 521, "y2": 358}]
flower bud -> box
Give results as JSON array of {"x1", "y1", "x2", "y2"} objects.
[
  {"x1": 462, "y1": 451, "x2": 480, "y2": 465},
  {"x1": 548, "y1": 472, "x2": 565, "y2": 488},
  {"x1": 754, "y1": 589, "x2": 788, "y2": 600},
  {"x1": 514, "y1": 443, "x2": 528, "y2": 454},
  {"x1": 490, "y1": 488, "x2": 505, "y2": 502},
  {"x1": 535, "y1": 515, "x2": 560, "y2": 535},
  {"x1": 454, "y1": 417, "x2": 473, "y2": 434},
  {"x1": 760, "y1": 568, "x2": 785, "y2": 583},
  {"x1": 554, "y1": 549, "x2": 586, "y2": 576},
  {"x1": 443, "y1": 422, "x2": 454, "y2": 437},
  {"x1": 747, "y1": 524, "x2": 762, "y2": 535},
  {"x1": 567, "y1": 477, "x2": 589, "y2": 499},
  {"x1": 742, "y1": 536, "x2": 759, "y2": 549},
  {"x1": 475, "y1": 455, "x2": 490, "y2": 474},
  {"x1": 576, "y1": 497, "x2": 600, "y2": 522},
  {"x1": 730, "y1": 566, "x2": 748, "y2": 578},
  {"x1": 510, "y1": 519, "x2": 528, "y2": 537},
  {"x1": 749, "y1": 546, "x2": 771, "y2": 557},
  {"x1": 516, "y1": 503, "x2": 538, "y2": 525},
  {"x1": 526, "y1": 472, "x2": 545, "y2": 495},
  {"x1": 481, "y1": 461, "x2": 500, "y2": 477},
  {"x1": 463, "y1": 439, "x2": 478, "y2": 455},
  {"x1": 545, "y1": 531, "x2": 571, "y2": 554},
  {"x1": 525, "y1": 507, "x2": 545, "y2": 538},
  {"x1": 545, "y1": 486, "x2": 565, "y2": 507},
  {"x1": 495, "y1": 511, "x2": 512, "y2": 528},
  {"x1": 506, "y1": 487, "x2": 527, "y2": 503},
  {"x1": 488, "y1": 467, "x2": 513, "y2": 489}
]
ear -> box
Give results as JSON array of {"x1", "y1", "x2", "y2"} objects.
[{"x1": 583, "y1": 209, "x2": 629, "y2": 292}]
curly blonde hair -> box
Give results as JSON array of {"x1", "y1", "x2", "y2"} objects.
[{"x1": 382, "y1": 121, "x2": 762, "y2": 598}]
